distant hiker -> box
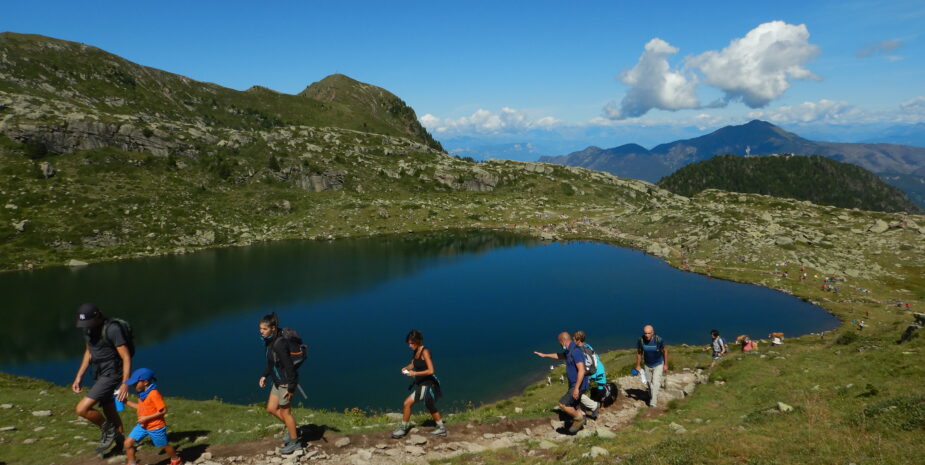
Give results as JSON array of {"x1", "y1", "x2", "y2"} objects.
[
  {"x1": 708, "y1": 329, "x2": 727, "y2": 368},
  {"x1": 258, "y1": 312, "x2": 305, "y2": 455},
  {"x1": 71, "y1": 303, "x2": 132, "y2": 455},
  {"x1": 858, "y1": 320, "x2": 866, "y2": 331},
  {"x1": 534, "y1": 332, "x2": 589, "y2": 434},
  {"x1": 635, "y1": 325, "x2": 668, "y2": 408},
  {"x1": 122, "y1": 368, "x2": 181, "y2": 465},
  {"x1": 392, "y1": 329, "x2": 446, "y2": 439}
]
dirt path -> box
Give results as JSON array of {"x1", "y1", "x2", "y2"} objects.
[{"x1": 74, "y1": 371, "x2": 706, "y2": 465}]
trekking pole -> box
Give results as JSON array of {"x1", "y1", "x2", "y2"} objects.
[{"x1": 297, "y1": 383, "x2": 308, "y2": 400}]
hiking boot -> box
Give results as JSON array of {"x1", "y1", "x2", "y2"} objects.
[
  {"x1": 282, "y1": 430, "x2": 290, "y2": 443},
  {"x1": 390, "y1": 424, "x2": 411, "y2": 439},
  {"x1": 279, "y1": 439, "x2": 301, "y2": 455},
  {"x1": 95, "y1": 422, "x2": 116, "y2": 453},
  {"x1": 430, "y1": 424, "x2": 447, "y2": 437},
  {"x1": 567, "y1": 416, "x2": 585, "y2": 434}
]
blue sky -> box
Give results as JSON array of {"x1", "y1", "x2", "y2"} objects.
[{"x1": 3, "y1": 0, "x2": 924, "y2": 151}]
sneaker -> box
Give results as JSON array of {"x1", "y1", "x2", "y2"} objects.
[
  {"x1": 390, "y1": 424, "x2": 411, "y2": 439},
  {"x1": 430, "y1": 424, "x2": 447, "y2": 437},
  {"x1": 95, "y1": 422, "x2": 116, "y2": 453},
  {"x1": 279, "y1": 439, "x2": 301, "y2": 455},
  {"x1": 567, "y1": 416, "x2": 585, "y2": 434},
  {"x1": 588, "y1": 405, "x2": 600, "y2": 420}
]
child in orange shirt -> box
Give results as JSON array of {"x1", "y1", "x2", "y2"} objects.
[{"x1": 123, "y1": 368, "x2": 181, "y2": 465}]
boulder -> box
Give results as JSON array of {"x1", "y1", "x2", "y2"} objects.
[
  {"x1": 404, "y1": 445, "x2": 425, "y2": 456},
  {"x1": 67, "y1": 259, "x2": 89, "y2": 267},
  {"x1": 408, "y1": 434, "x2": 427, "y2": 446},
  {"x1": 777, "y1": 402, "x2": 794, "y2": 413},
  {"x1": 668, "y1": 422, "x2": 687, "y2": 434},
  {"x1": 590, "y1": 446, "x2": 609, "y2": 458},
  {"x1": 775, "y1": 237, "x2": 794, "y2": 246},
  {"x1": 12, "y1": 219, "x2": 27, "y2": 233},
  {"x1": 334, "y1": 437, "x2": 351, "y2": 448},
  {"x1": 867, "y1": 220, "x2": 889, "y2": 233}
]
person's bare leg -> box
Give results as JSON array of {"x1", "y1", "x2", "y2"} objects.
[
  {"x1": 402, "y1": 395, "x2": 414, "y2": 423},
  {"x1": 266, "y1": 394, "x2": 283, "y2": 422},
  {"x1": 75, "y1": 397, "x2": 104, "y2": 426},
  {"x1": 124, "y1": 437, "x2": 136, "y2": 463},
  {"x1": 279, "y1": 406, "x2": 298, "y2": 440},
  {"x1": 163, "y1": 444, "x2": 179, "y2": 460},
  {"x1": 558, "y1": 403, "x2": 582, "y2": 420}
]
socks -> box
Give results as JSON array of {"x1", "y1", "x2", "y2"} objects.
[
  {"x1": 401, "y1": 421, "x2": 410, "y2": 429},
  {"x1": 436, "y1": 420, "x2": 444, "y2": 428}
]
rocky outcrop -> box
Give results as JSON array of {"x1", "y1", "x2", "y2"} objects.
[
  {"x1": 297, "y1": 170, "x2": 345, "y2": 192},
  {"x1": 2, "y1": 120, "x2": 194, "y2": 157},
  {"x1": 899, "y1": 313, "x2": 925, "y2": 343}
]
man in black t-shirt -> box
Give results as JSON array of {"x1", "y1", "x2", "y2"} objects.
[{"x1": 71, "y1": 303, "x2": 132, "y2": 453}]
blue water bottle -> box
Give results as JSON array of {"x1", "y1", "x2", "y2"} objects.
[{"x1": 113, "y1": 389, "x2": 124, "y2": 412}]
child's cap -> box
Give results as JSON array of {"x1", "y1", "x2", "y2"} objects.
[{"x1": 125, "y1": 368, "x2": 156, "y2": 385}]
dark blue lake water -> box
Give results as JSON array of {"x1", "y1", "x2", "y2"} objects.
[{"x1": 0, "y1": 231, "x2": 839, "y2": 411}]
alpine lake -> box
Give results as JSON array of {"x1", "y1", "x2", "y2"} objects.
[{"x1": 0, "y1": 231, "x2": 839, "y2": 412}]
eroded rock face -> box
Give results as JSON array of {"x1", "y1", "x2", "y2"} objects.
[
  {"x1": 4, "y1": 121, "x2": 192, "y2": 157},
  {"x1": 297, "y1": 170, "x2": 345, "y2": 192}
]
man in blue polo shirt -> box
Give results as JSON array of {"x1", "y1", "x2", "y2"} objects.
[
  {"x1": 635, "y1": 324, "x2": 669, "y2": 408},
  {"x1": 534, "y1": 332, "x2": 588, "y2": 434}
]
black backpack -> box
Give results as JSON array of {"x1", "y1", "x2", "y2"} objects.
[
  {"x1": 275, "y1": 327, "x2": 308, "y2": 369},
  {"x1": 590, "y1": 382, "x2": 618, "y2": 406},
  {"x1": 101, "y1": 318, "x2": 135, "y2": 357},
  {"x1": 578, "y1": 345, "x2": 598, "y2": 376}
]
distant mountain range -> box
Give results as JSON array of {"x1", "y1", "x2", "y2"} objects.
[
  {"x1": 539, "y1": 120, "x2": 925, "y2": 207},
  {"x1": 658, "y1": 155, "x2": 920, "y2": 213}
]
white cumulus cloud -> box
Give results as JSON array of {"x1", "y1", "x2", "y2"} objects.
[
  {"x1": 605, "y1": 21, "x2": 821, "y2": 119},
  {"x1": 900, "y1": 96, "x2": 925, "y2": 113},
  {"x1": 603, "y1": 38, "x2": 700, "y2": 120},
  {"x1": 688, "y1": 21, "x2": 820, "y2": 108},
  {"x1": 419, "y1": 107, "x2": 560, "y2": 135}
]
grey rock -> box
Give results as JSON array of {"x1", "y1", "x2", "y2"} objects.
[
  {"x1": 297, "y1": 170, "x2": 345, "y2": 192},
  {"x1": 404, "y1": 445, "x2": 425, "y2": 456},
  {"x1": 12, "y1": 219, "x2": 27, "y2": 233},
  {"x1": 0, "y1": 404, "x2": 12, "y2": 409},
  {"x1": 775, "y1": 236, "x2": 794, "y2": 246},
  {"x1": 867, "y1": 220, "x2": 889, "y2": 233},
  {"x1": 31, "y1": 410, "x2": 52, "y2": 417},
  {"x1": 590, "y1": 446, "x2": 609, "y2": 458},
  {"x1": 0, "y1": 426, "x2": 15, "y2": 432},
  {"x1": 23, "y1": 437, "x2": 37, "y2": 444},
  {"x1": 67, "y1": 259, "x2": 88, "y2": 267},
  {"x1": 334, "y1": 437, "x2": 351, "y2": 448},
  {"x1": 777, "y1": 402, "x2": 794, "y2": 413},
  {"x1": 538, "y1": 440, "x2": 557, "y2": 450},
  {"x1": 668, "y1": 422, "x2": 687, "y2": 434},
  {"x1": 384, "y1": 412, "x2": 404, "y2": 421},
  {"x1": 408, "y1": 434, "x2": 427, "y2": 445},
  {"x1": 596, "y1": 428, "x2": 617, "y2": 439}
]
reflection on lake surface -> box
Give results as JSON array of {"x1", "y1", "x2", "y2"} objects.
[{"x1": 1, "y1": 231, "x2": 839, "y2": 411}]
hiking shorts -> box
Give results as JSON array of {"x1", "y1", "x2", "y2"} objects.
[
  {"x1": 86, "y1": 376, "x2": 121, "y2": 405},
  {"x1": 128, "y1": 424, "x2": 168, "y2": 447},
  {"x1": 270, "y1": 383, "x2": 292, "y2": 407},
  {"x1": 559, "y1": 388, "x2": 586, "y2": 408},
  {"x1": 410, "y1": 384, "x2": 440, "y2": 410}
]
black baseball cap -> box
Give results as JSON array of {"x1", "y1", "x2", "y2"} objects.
[{"x1": 76, "y1": 303, "x2": 103, "y2": 328}]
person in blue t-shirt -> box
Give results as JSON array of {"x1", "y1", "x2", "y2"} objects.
[
  {"x1": 534, "y1": 332, "x2": 589, "y2": 434},
  {"x1": 635, "y1": 325, "x2": 669, "y2": 408}
]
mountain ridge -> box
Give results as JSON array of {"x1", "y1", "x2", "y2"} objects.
[{"x1": 540, "y1": 120, "x2": 925, "y2": 183}]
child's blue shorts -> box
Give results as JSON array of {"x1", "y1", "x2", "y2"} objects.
[{"x1": 128, "y1": 424, "x2": 169, "y2": 447}]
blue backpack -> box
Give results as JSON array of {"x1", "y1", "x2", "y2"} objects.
[{"x1": 584, "y1": 344, "x2": 607, "y2": 384}]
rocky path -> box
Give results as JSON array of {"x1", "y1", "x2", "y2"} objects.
[{"x1": 126, "y1": 370, "x2": 706, "y2": 465}]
